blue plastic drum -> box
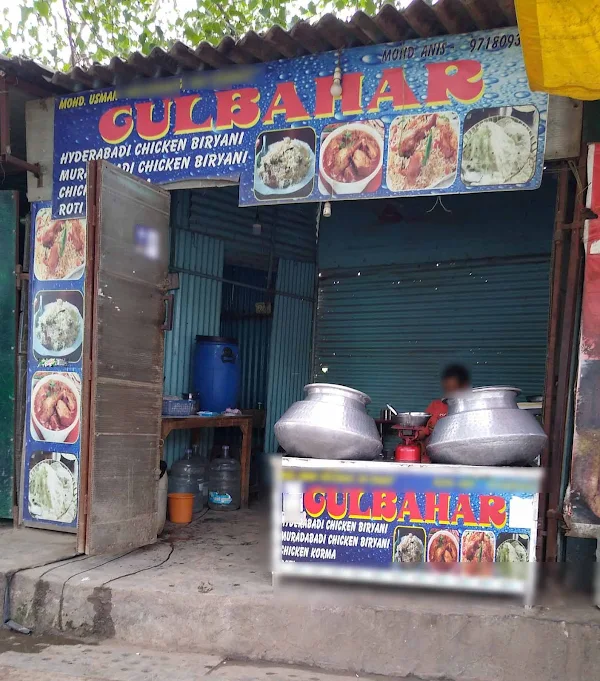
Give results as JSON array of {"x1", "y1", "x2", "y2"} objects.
[{"x1": 193, "y1": 336, "x2": 240, "y2": 413}]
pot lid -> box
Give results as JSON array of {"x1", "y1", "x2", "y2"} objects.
[
  {"x1": 304, "y1": 383, "x2": 372, "y2": 405},
  {"x1": 471, "y1": 386, "x2": 521, "y2": 394},
  {"x1": 443, "y1": 386, "x2": 521, "y2": 403}
]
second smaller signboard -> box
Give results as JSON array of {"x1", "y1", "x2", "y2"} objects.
[{"x1": 273, "y1": 457, "x2": 542, "y2": 599}]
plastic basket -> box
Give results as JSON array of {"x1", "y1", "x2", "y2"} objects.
[{"x1": 162, "y1": 399, "x2": 196, "y2": 417}]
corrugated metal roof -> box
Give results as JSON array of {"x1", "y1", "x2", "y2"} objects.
[
  {"x1": 0, "y1": 55, "x2": 66, "y2": 95},
  {"x1": 3, "y1": 1, "x2": 517, "y2": 94}
]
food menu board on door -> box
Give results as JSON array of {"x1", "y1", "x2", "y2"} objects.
[
  {"x1": 52, "y1": 27, "x2": 548, "y2": 217},
  {"x1": 273, "y1": 458, "x2": 542, "y2": 597},
  {"x1": 20, "y1": 201, "x2": 86, "y2": 531}
]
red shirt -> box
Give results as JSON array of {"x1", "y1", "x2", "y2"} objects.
[
  {"x1": 425, "y1": 399, "x2": 448, "y2": 430},
  {"x1": 419, "y1": 399, "x2": 448, "y2": 464}
]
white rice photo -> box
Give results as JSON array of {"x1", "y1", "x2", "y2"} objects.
[
  {"x1": 254, "y1": 135, "x2": 315, "y2": 196},
  {"x1": 461, "y1": 107, "x2": 538, "y2": 186},
  {"x1": 34, "y1": 296, "x2": 83, "y2": 358},
  {"x1": 28, "y1": 457, "x2": 77, "y2": 523}
]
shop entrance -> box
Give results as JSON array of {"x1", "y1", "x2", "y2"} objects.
[{"x1": 13, "y1": 161, "x2": 581, "y2": 563}]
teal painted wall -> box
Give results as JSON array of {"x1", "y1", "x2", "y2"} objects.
[{"x1": 319, "y1": 178, "x2": 557, "y2": 270}]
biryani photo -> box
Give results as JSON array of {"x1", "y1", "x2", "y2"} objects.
[
  {"x1": 387, "y1": 113, "x2": 458, "y2": 191},
  {"x1": 256, "y1": 137, "x2": 314, "y2": 192},
  {"x1": 461, "y1": 114, "x2": 535, "y2": 186},
  {"x1": 394, "y1": 532, "x2": 424, "y2": 563},
  {"x1": 35, "y1": 298, "x2": 82, "y2": 355},
  {"x1": 428, "y1": 530, "x2": 459, "y2": 563},
  {"x1": 29, "y1": 458, "x2": 76, "y2": 522},
  {"x1": 461, "y1": 531, "x2": 495, "y2": 562},
  {"x1": 34, "y1": 208, "x2": 85, "y2": 280}
]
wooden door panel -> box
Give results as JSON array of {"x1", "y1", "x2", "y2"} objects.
[{"x1": 84, "y1": 161, "x2": 170, "y2": 555}]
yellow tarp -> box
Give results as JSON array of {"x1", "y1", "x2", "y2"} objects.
[{"x1": 515, "y1": 0, "x2": 600, "y2": 99}]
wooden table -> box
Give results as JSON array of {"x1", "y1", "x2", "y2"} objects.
[{"x1": 160, "y1": 415, "x2": 253, "y2": 508}]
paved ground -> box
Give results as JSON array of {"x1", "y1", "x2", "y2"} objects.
[
  {"x1": 0, "y1": 630, "x2": 391, "y2": 681},
  {"x1": 3, "y1": 509, "x2": 600, "y2": 681},
  {"x1": 0, "y1": 524, "x2": 77, "y2": 574}
]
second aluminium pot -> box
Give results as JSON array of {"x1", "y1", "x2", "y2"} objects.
[
  {"x1": 274, "y1": 383, "x2": 383, "y2": 460},
  {"x1": 426, "y1": 386, "x2": 547, "y2": 466}
]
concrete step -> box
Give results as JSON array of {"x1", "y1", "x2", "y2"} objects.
[{"x1": 3, "y1": 511, "x2": 600, "y2": 681}]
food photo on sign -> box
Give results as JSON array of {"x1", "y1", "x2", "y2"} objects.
[
  {"x1": 461, "y1": 105, "x2": 539, "y2": 186},
  {"x1": 33, "y1": 207, "x2": 86, "y2": 280},
  {"x1": 319, "y1": 120, "x2": 384, "y2": 196},
  {"x1": 29, "y1": 371, "x2": 81, "y2": 444},
  {"x1": 27, "y1": 451, "x2": 78, "y2": 524},
  {"x1": 254, "y1": 128, "x2": 316, "y2": 201},
  {"x1": 393, "y1": 526, "x2": 426, "y2": 564},
  {"x1": 32, "y1": 290, "x2": 84, "y2": 364},
  {"x1": 387, "y1": 113, "x2": 459, "y2": 191}
]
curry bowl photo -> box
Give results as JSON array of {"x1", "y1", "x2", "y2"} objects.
[
  {"x1": 319, "y1": 122, "x2": 384, "y2": 195},
  {"x1": 31, "y1": 373, "x2": 81, "y2": 444},
  {"x1": 427, "y1": 529, "x2": 459, "y2": 563}
]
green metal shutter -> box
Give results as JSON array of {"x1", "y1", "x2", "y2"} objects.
[
  {"x1": 265, "y1": 260, "x2": 316, "y2": 453},
  {"x1": 314, "y1": 256, "x2": 550, "y2": 417},
  {"x1": 0, "y1": 192, "x2": 16, "y2": 518}
]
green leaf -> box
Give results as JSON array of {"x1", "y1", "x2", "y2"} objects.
[
  {"x1": 34, "y1": 0, "x2": 50, "y2": 20},
  {"x1": 183, "y1": 25, "x2": 199, "y2": 43},
  {"x1": 20, "y1": 6, "x2": 33, "y2": 24},
  {"x1": 422, "y1": 131, "x2": 433, "y2": 167}
]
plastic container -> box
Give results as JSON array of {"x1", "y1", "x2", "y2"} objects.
[
  {"x1": 192, "y1": 444, "x2": 209, "y2": 507},
  {"x1": 169, "y1": 448, "x2": 207, "y2": 512},
  {"x1": 156, "y1": 460, "x2": 168, "y2": 536},
  {"x1": 193, "y1": 336, "x2": 240, "y2": 413},
  {"x1": 162, "y1": 397, "x2": 197, "y2": 417},
  {"x1": 168, "y1": 493, "x2": 194, "y2": 523},
  {"x1": 208, "y1": 445, "x2": 241, "y2": 511}
]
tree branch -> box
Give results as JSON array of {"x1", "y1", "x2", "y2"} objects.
[
  {"x1": 212, "y1": 1, "x2": 237, "y2": 36},
  {"x1": 60, "y1": 0, "x2": 78, "y2": 68}
]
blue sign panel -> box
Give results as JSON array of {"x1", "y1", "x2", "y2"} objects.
[
  {"x1": 22, "y1": 201, "x2": 86, "y2": 530},
  {"x1": 274, "y1": 458, "x2": 541, "y2": 595},
  {"x1": 52, "y1": 27, "x2": 547, "y2": 218}
]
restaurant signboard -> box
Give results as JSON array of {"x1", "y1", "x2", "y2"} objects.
[
  {"x1": 273, "y1": 457, "x2": 542, "y2": 599},
  {"x1": 52, "y1": 27, "x2": 547, "y2": 218},
  {"x1": 20, "y1": 201, "x2": 86, "y2": 530}
]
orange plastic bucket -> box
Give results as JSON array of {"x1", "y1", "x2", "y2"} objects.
[{"x1": 168, "y1": 493, "x2": 194, "y2": 523}]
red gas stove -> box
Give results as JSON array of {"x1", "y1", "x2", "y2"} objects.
[{"x1": 390, "y1": 412, "x2": 431, "y2": 463}]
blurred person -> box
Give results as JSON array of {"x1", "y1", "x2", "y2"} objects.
[{"x1": 419, "y1": 364, "x2": 471, "y2": 463}]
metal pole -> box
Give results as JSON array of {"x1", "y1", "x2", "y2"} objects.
[
  {"x1": 537, "y1": 166, "x2": 569, "y2": 560},
  {"x1": 546, "y1": 153, "x2": 586, "y2": 561}
]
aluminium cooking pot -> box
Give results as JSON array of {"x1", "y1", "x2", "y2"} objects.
[
  {"x1": 392, "y1": 412, "x2": 431, "y2": 427},
  {"x1": 426, "y1": 386, "x2": 547, "y2": 466},
  {"x1": 274, "y1": 383, "x2": 382, "y2": 460}
]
